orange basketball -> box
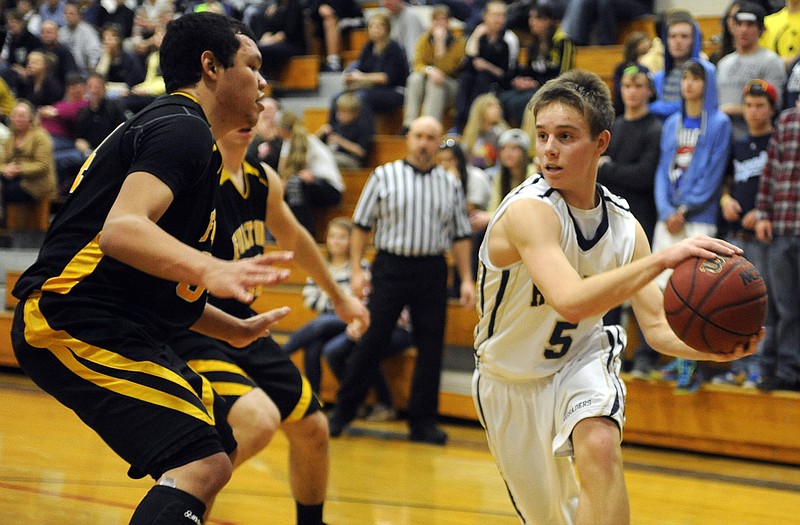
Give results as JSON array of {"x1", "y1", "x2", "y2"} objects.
[{"x1": 663, "y1": 254, "x2": 767, "y2": 354}]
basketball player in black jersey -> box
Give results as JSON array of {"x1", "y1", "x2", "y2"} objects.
[
  {"x1": 10, "y1": 13, "x2": 291, "y2": 524},
  {"x1": 170, "y1": 122, "x2": 368, "y2": 524}
]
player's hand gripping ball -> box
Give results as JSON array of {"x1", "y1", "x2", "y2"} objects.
[{"x1": 663, "y1": 254, "x2": 767, "y2": 354}]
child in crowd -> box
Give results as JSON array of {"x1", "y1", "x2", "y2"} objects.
[
  {"x1": 283, "y1": 217, "x2": 361, "y2": 393},
  {"x1": 323, "y1": 306, "x2": 413, "y2": 422},
  {"x1": 316, "y1": 92, "x2": 373, "y2": 168}
]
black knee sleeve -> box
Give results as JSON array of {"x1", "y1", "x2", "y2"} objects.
[{"x1": 129, "y1": 484, "x2": 206, "y2": 525}]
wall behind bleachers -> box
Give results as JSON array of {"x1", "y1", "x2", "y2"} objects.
[{"x1": 656, "y1": 0, "x2": 728, "y2": 17}]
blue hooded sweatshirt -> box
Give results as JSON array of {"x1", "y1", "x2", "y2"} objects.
[
  {"x1": 654, "y1": 59, "x2": 731, "y2": 226},
  {"x1": 650, "y1": 19, "x2": 706, "y2": 120}
]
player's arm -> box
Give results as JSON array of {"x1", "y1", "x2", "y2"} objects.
[
  {"x1": 495, "y1": 198, "x2": 741, "y2": 323},
  {"x1": 263, "y1": 165, "x2": 369, "y2": 327},
  {"x1": 629, "y1": 227, "x2": 760, "y2": 361},
  {"x1": 100, "y1": 171, "x2": 292, "y2": 303},
  {"x1": 191, "y1": 302, "x2": 290, "y2": 348}
]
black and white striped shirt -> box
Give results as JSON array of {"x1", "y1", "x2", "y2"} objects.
[{"x1": 353, "y1": 159, "x2": 473, "y2": 257}]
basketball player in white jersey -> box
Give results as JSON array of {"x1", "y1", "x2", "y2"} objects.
[{"x1": 472, "y1": 70, "x2": 762, "y2": 525}]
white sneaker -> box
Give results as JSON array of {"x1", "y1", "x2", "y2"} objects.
[{"x1": 365, "y1": 404, "x2": 397, "y2": 422}]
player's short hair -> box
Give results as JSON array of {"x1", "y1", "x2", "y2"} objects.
[
  {"x1": 528, "y1": 69, "x2": 614, "y2": 138},
  {"x1": 160, "y1": 12, "x2": 255, "y2": 93}
]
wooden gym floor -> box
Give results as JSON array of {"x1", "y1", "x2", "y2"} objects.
[{"x1": 1, "y1": 369, "x2": 799, "y2": 524}]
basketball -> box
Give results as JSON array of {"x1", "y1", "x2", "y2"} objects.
[{"x1": 663, "y1": 254, "x2": 767, "y2": 354}]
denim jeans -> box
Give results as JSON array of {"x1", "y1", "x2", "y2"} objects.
[{"x1": 765, "y1": 235, "x2": 800, "y2": 382}]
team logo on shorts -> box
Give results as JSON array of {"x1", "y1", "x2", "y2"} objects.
[{"x1": 563, "y1": 399, "x2": 592, "y2": 421}]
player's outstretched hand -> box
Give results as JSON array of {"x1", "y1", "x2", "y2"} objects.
[
  {"x1": 228, "y1": 306, "x2": 291, "y2": 348},
  {"x1": 204, "y1": 251, "x2": 294, "y2": 304},
  {"x1": 333, "y1": 294, "x2": 370, "y2": 331},
  {"x1": 660, "y1": 235, "x2": 742, "y2": 270},
  {"x1": 703, "y1": 327, "x2": 764, "y2": 362}
]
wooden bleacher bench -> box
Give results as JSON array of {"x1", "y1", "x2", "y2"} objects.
[
  {"x1": 274, "y1": 55, "x2": 321, "y2": 93},
  {"x1": 5, "y1": 200, "x2": 51, "y2": 232},
  {"x1": 574, "y1": 45, "x2": 623, "y2": 90}
]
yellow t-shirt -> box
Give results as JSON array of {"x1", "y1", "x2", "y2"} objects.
[{"x1": 760, "y1": 9, "x2": 800, "y2": 59}]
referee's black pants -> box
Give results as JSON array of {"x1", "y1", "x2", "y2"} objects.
[{"x1": 335, "y1": 251, "x2": 448, "y2": 427}]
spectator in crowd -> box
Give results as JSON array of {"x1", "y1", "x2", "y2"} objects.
[
  {"x1": 598, "y1": 64, "x2": 662, "y2": 367},
  {"x1": 453, "y1": 0, "x2": 516, "y2": 133},
  {"x1": 121, "y1": 25, "x2": 166, "y2": 114},
  {"x1": 309, "y1": 0, "x2": 364, "y2": 72},
  {"x1": 710, "y1": 0, "x2": 745, "y2": 64},
  {"x1": 94, "y1": 23, "x2": 146, "y2": 96},
  {"x1": 754, "y1": 84, "x2": 800, "y2": 392},
  {"x1": 611, "y1": 31, "x2": 652, "y2": 116},
  {"x1": 39, "y1": 0, "x2": 67, "y2": 28},
  {"x1": 760, "y1": 0, "x2": 800, "y2": 67},
  {"x1": 327, "y1": 115, "x2": 476, "y2": 445},
  {"x1": 500, "y1": 3, "x2": 574, "y2": 128},
  {"x1": 439, "y1": 137, "x2": 492, "y2": 295},
  {"x1": 652, "y1": 60, "x2": 731, "y2": 392},
  {"x1": 323, "y1": 305, "x2": 412, "y2": 422},
  {"x1": 59, "y1": 1, "x2": 103, "y2": 75},
  {"x1": 0, "y1": 9, "x2": 43, "y2": 94},
  {"x1": 784, "y1": 53, "x2": 800, "y2": 109},
  {"x1": 131, "y1": 0, "x2": 174, "y2": 46},
  {"x1": 402, "y1": 5, "x2": 466, "y2": 134},
  {"x1": 37, "y1": 71, "x2": 89, "y2": 197},
  {"x1": 650, "y1": 9, "x2": 708, "y2": 121},
  {"x1": 74, "y1": 72, "x2": 126, "y2": 156},
  {"x1": 36, "y1": 20, "x2": 79, "y2": 90},
  {"x1": 277, "y1": 110, "x2": 345, "y2": 236},
  {"x1": 0, "y1": 76, "x2": 15, "y2": 123},
  {"x1": 282, "y1": 217, "x2": 362, "y2": 393},
  {"x1": 439, "y1": 137, "x2": 492, "y2": 215},
  {"x1": 97, "y1": 0, "x2": 136, "y2": 40},
  {"x1": 17, "y1": 0, "x2": 43, "y2": 37},
  {"x1": 717, "y1": 2, "x2": 785, "y2": 140},
  {"x1": 0, "y1": 100, "x2": 57, "y2": 215},
  {"x1": 248, "y1": 0, "x2": 305, "y2": 81},
  {"x1": 460, "y1": 92, "x2": 509, "y2": 170},
  {"x1": 599, "y1": 64, "x2": 661, "y2": 245},
  {"x1": 381, "y1": 0, "x2": 426, "y2": 67},
  {"x1": 561, "y1": 0, "x2": 653, "y2": 46},
  {"x1": 317, "y1": 92, "x2": 373, "y2": 169},
  {"x1": 337, "y1": 12, "x2": 409, "y2": 120},
  {"x1": 16, "y1": 50, "x2": 64, "y2": 107},
  {"x1": 714, "y1": 79, "x2": 778, "y2": 388},
  {"x1": 246, "y1": 96, "x2": 282, "y2": 171},
  {"x1": 470, "y1": 128, "x2": 532, "y2": 235}
]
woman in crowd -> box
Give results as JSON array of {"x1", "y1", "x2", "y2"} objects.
[
  {"x1": 277, "y1": 110, "x2": 345, "y2": 237},
  {"x1": 460, "y1": 92, "x2": 509, "y2": 170}
]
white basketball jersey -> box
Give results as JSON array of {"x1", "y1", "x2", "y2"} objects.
[{"x1": 474, "y1": 175, "x2": 637, "y2": 381}]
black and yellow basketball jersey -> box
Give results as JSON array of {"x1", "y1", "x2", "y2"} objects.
[
  {"x1": 209, "y1": 157, "x2": 271, "y2": 320},
  {"x1": 13, "y1": 94, "x2": 221, "y2": 335}
]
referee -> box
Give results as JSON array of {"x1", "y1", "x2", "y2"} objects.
[{"x1": 328, "y1": 115, "x2": 476, "y2": 444}]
